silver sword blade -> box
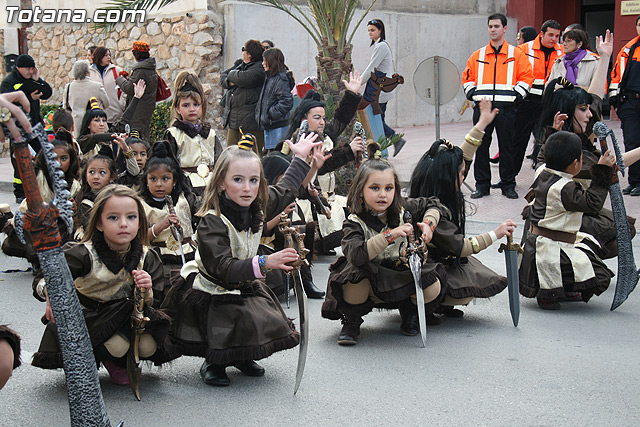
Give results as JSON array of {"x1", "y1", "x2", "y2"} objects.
[
  {"x1": 504, "y1": 250, "x2": 520, "y2": 327},
  {"x1": 409, "y1": 254, "x2": 427, "y2": 348},
  {"x1": 293, "y1": 269, "x2": 308, "y2": 395}
]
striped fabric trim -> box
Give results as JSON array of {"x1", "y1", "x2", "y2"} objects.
[
  {"x1": 506, "y1": 45, "x2": 515, "y2": 87},
  {"x1": 477, "y1": 47, "x2": 486, "y2": 89}
]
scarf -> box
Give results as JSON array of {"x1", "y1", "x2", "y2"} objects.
[
  {"x1": 91, "y1": 230, "x2": 144, "y2": 274},
  {"x1": 563, "y1": 49, "x2": 587, "y2": 85},
  {"x1": 219, "y1": 193, "x2": 263, "y2": 233}
]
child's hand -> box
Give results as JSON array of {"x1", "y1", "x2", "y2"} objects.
[
  {"x1": 45, "y1": 293, "x2": 55, "y2": 323},
  {"x1": 311, "y1": 145, "x2": 331, "y2": 170},
  {"x1": 282, "y1": 202, "x2": 296, "y2": 216},
  {"x1": 287, "y1": 133, "x2": 322, "y2": 161},
  {"x1": 553, "y1": 112, "x2": 568, "y2": 130},
  {"x1": 476, "y1": 98, "x2": 499, "y2": 129},
  {"x1": 416, "y1": 222, "x2": 434, "y2": 243},
  {"x1": 159, "y1": 214, "x2": 179, "y2": 232},
  {"x1": 494, "y1": 219, "x2": 517, "y2": 239},
  {"x1": 133, "y1": 79, "x2": 146, "y2": 99},
  {"x1": 350, "y1": 136, "x2": 364, "y2": 156},
  {"x1": 390, "y1": 223, "x2": 414, "y2": 241},
  {"x1": 598, "y1": 149, "x2": 616, "y2": 167},
  {"x1": 265, "y1": 248, "x2": 299, "y2": 271},
  {"x1": 132, "y1": 270, "x2": 152, "y2": 289},
  {"x1": 112, "y1": 133, "x2": 128, "y2": 152}
]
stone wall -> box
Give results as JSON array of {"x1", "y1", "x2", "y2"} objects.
[{"x1": 24, "y1": 10, "x2": 225, "y2": 128}]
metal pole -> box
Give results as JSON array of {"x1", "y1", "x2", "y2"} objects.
[{"x1": 434, "y1": 56, "x2": 440, "y2": 140}]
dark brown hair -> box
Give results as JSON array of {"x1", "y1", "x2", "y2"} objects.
[
  {"x1": 244, "y1": 39, "x2": 264, "y2": 62},
  {"x1": 263, "y1": 47, "x2": 286, "y2": 76}
]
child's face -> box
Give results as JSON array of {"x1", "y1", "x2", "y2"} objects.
[
  {"x1": 147, "y1": 166, "x2": 174, "y2": 199},
  {"x1": 86, "y1": 159, "x2": 113, "y2": 191},
  {"x1": 178, "y1": 96, "x2": 203, "y2": 125},
  {"x1": 362, "y1": 169, "x2": 396, "y2": 215},
  {"x1": 96, "y1": 196, "x2": 139, "y2": 251},
  {"x1": 220, "y1": 158, "x2": 261, "y2": 207},
  {"x1": 572, "y1": 104, "x2": 592, "y2": 134},
  {"x1": 130, "y1": 143, "x2": 148, "y2": 170},
  {"x1": 53, "y1": 146, "x2": 70, "y2": 174},
  {"x1": 305, "y1": 107, "x2": 326, "y2": 134},
  {"x1": 88, "y1": 116, "x2": 108, "y2": 134}
]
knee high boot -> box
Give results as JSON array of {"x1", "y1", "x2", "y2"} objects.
[
  {"x1": 398, "y1": 298, "x2": 420, "y2": 336},
  {"x1": 337, "y1": 299, "x2": 374, "y2": 346},
  {"x1": 301, "y1": 264, "x2": 325, "y2": 298}
]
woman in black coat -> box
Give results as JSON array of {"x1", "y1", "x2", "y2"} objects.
[
  {"x1": 220, "y1": 39, "x2": 266, "y2": 151},
  {"x1": 255, "y1": 48, "x2": 295, "y2": 153}
]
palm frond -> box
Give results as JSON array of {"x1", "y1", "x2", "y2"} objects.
[
  {"x1": 103, "y1": 0, "x2": 176, "y2": 10},
  {"x1": 247, "y1": 0, "x2": 323, "y2": 46}
]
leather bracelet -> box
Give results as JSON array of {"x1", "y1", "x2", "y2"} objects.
[
  {"x1": 123, "y1": 149, "x2": 135, "y2": 159},
  {"x1": 383, "y1": 229, "x2": 394, "y2": 244}
]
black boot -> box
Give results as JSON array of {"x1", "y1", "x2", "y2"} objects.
[
  {"x1": 232, "y1": 360, "x2": 265, "y2": 377},
  {"x1": 301, "y1": 265, "x2": 325, "y2": 299},
  {"x1": 398, "y1": 299, "x2": 420, "y2": 336},
  {"x1": 337, "y1": 300, "x2": 373, "y2": 346},
  {"x1": 200, "y1": 361, "x2": 230, "y2": 386}
]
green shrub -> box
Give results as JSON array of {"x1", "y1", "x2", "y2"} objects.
[{"x1": 150, "y1": 101, "x2": 172, "y2": 143}]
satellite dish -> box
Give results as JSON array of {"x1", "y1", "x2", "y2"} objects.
[{"x1": 413, "y1": 56, "x2": 460, "y2": 105}]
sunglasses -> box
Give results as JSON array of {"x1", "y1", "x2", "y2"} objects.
[
  {"x1": 368, "y1": 19, "x2": 380, "y2": 25},
  {"x1": 242, "y1": 46, "x2": 246, "y2": 52}
]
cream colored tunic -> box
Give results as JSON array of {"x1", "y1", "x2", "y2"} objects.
[
  {"x1": 144, "y1": 194, "x2": 195, "y2": 257},
  {"x1": 166, "y1": 126, "x2": 218, "y2": 189}
]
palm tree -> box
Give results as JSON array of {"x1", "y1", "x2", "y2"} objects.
[{"x1": 105, "y1": 0, "x2": 377, "y2": 101}]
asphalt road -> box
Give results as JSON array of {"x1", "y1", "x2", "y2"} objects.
[{"x1": 1, "y1": 197, "x2": 640, "y2": 426}]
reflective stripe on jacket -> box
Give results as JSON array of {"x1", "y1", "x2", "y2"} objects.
[
  {"x1": 518, "y1": 36, "x2": 563, "y2": 96},
  {"x1": 610, "y1": 35, "x2": 640, "y2": 98}
]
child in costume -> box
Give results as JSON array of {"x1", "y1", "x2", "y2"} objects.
[
  {"x1": 321, "y1": 143, "x2": 446, "y2": 346},
  {"x1": 74, "y1": 147, "x2": 117, "y2": 240},
  {"x1": 2, "y1": 130, "x2": 81, "y2": 272},
  {"x1": 171, "y1": 133, "x2": 324, "y2": 387},
  {"x1": 117, "y1": 132, "x2": 149, "y2": 191},
  {"x1": 31, "y1": 185, "x2": 172, "y2": 385},
  {"x1": 164, "y1": 71, "x2": 222, "y2": 195},
  {"x1": 141, "y1": 140, "x2": 200, "y2": 291},
  {"x1": 409, "y1": 99, "x2": 515, "y2": 322},
  {"x1": 520, "y1": 131, "x2": 616, "y2": 309}
]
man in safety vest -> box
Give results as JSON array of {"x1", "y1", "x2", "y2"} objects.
[
  {"x1": 499, "y1": 20, "x2": 563, "y2": 192},
  {"x1": 610, "y1": 15, "x2": 640, "y2": 196},
  {"x1": 462, "y1": 13, "x2": 534, "y2": 199}
]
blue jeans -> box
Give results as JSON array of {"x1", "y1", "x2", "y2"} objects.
[
  {"x1": 264, "y1": 126, "x2": 288, "y2": 150},
  {"x1": 379, "y1": 102, "x2": 395, "y2": 138}
]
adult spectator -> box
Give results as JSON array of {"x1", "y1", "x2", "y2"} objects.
[
  {"x1": 0, "y1": 54, "x2": 53, "y2": 202},
  {"x1": 116, "y1": 41, "x2": 158, "y2": 141},
  {"x1": 497, "y1": 20, "x2": 562, "y2": 195},
  {"x1": 361, "y1": 18, "x2": 406, "y2": 157},
  {"x1": 610, "y1": 15, "x2": 640, "y2": 195},
  {"x1": 221, "y1": 39, "x2": 266, "y2": 150},
  {"x1": 262, "y1": 40, "x2": 274, "y2": 50},
  {"x1": 255, "y1": 47, "x2": 294, "y2": 152},
  {"x1": 549, "y1": 29, "x2": 599, "y2": 90},
  {"x1": 89, "y1": 47, "x2": 126, "y2": 126},
  {"x1": 87, "y1": 45, "x2": 97, "y2": 63},
  {"x1": 63, "y1": 59, "x2": 110, "y2": 137},
  {"x1": 462, "y1": 13, "x2": 533, "y2": 199},
  {"x1": 516, "y1": 26, "x2": 537, "y2": 45}
]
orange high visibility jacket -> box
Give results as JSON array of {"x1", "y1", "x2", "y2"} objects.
[
  {"x1": 462, "y1": 42, "x2": 534, "y2": 103},
  {"x1": 517, "y1": 35, "x2": 563, "y2": 96},
  {"x1": 610, "y1": 35, "x2": 640, "y2": 98}
]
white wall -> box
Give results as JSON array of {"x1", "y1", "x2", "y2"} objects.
[{"x1": 222, "y1": 1, "x2": 518, "y2": 127}]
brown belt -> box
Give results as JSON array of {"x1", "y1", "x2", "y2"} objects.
[
  {"x1": 530, "y1": 224, "x2": 576, "y2": 244},
  {"x1": 182, "y1": 165, "x2": 212, "y2": 173},
  {"x1": 154, "y1": 237, "x2": 193, "y2": 248}
]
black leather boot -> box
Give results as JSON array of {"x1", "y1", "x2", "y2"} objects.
[
  {"x1": 301, "y1": 266, "x2": 325, "y2": 298},
  {"x1": 398, "y1": 299, "x2": 420, "y2": 336},
  {"x1": 233, "y1": 360, "x2": 265, "y2": 377},
  {"x1": 200, "y1": 361, "x2": 230, "y2": 386},
  {"x1": 337, "y1": 300, "x2": 373, "y2": 346}
]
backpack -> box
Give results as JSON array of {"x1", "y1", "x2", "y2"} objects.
[{"x1": 156, "y1": 73, "x2": 171, "y2": 102}]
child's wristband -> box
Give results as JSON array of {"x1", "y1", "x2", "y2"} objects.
[
  {"x1": 151, "y1": 223, "x2": 158, "y2": 238},
  {"x1": 252, "y1": 256, "x2": 266, "y2": 278},
  {"x1": 424, "y1": 219, "x2": 436, "y2": 233},
  {"x1": 383, "y1": 229, "x2": 395, "y2": 244},
  {"x1": 123, "y1": 149, "x2": 135, "y2": 159},
  {"x1": 258, "y1": 255, "x2": 270, "y2": 277}
]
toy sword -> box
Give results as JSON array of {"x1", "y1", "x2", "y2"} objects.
[
  {"x1": 127, "y1": 286, "x2": 149, "y2": 400},
  {"x1": 399, "y1": 211, "x2": 428, "y2": 348},
  {"x1": 278, "y1": 213, "x2": 309, "y2": 394},
  {"x1": 498, "y1": 234, "x2": 523, "y2": 326},
  {"x1": 593, "y1": 121, "x2": 639, "y2": 310},
  {"x1": 165, "y1": 195, "x2": 186, "y2": 265},
  {"x1": 11, "y1": 121, "x2": 112, "y2": 425}
]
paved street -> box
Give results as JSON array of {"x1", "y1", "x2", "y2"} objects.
[{"x1": 1, "y1": 120, "x2": 640, "y2": 425}]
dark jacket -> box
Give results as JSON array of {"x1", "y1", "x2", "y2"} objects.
[
  {"x1": 255, "y1": 70, "x2": 294, "y2": 130},
  {"x1": 116, "y1": 57, "x2": 158, "y2": 141},
  {"x1": 0, "y1": 69, "x2": 52, "y2": 126},
  {"x1": 221, "y1": 59, "x2": 265, "y2": 130}
]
